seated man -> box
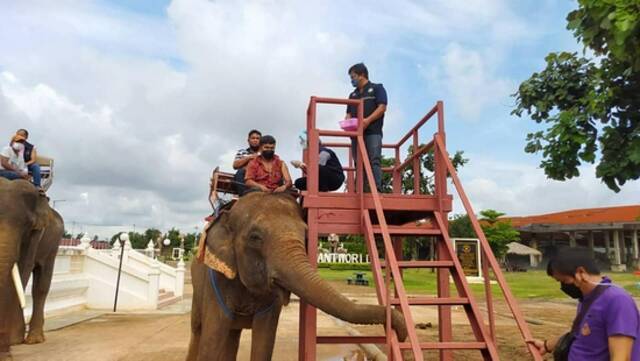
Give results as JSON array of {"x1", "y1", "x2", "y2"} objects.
[
  {"x1": 245, "y1": 135, "x2": 292, "y2": 193},
  {"x1": 16, "y1": 129, "x2": 41, "y2": 189},
  {"x1": 0, "y1": 135, "x2": 29, "y2": 182},
  {"x1": 232, "y1": 129, "x2": 262, "y2": 194},
  {"x1": 292, "y1": 144, "x2": 345, "y2": 192}
]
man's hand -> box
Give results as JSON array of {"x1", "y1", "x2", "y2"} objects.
[
  {"x1": 526, "y1": 339, "x2": 548, "y2": 356},
  {"x1": 258, "y1": 184, "x2": 271, "y2": 192},
  {"x1": 273, "y1": 185, "x2": 288, "y2": 193},
  {"x1": 20, "y1": 171, "x2": 29, "y2": 180}
]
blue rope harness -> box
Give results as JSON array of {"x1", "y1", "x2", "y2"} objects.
[{"x1": 207, "y1": 267, "x2": 276, "y2": 320}]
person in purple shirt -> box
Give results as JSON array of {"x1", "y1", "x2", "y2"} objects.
[{"x1": 530, "y1": 248, "x2": 640, "y2": 360}]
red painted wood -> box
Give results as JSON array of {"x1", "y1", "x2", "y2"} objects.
[{"x1": 298, "y1": 97, "x2": 539, "y2": 361}]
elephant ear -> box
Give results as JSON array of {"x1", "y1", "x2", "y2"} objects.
[
  {"x1": 204, "y1": 213, "x2": 237, "y2": 279},
  {"x1": 32, "y1": 197, "x2": 51, "y2": 230}
]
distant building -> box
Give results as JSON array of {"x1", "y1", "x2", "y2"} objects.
[
  {"x1": 59, "y1": 238, "x2": 112, "y2": 250},
  {"x1": 505, "y1": 205, "x2": 640, "y2": 271}
]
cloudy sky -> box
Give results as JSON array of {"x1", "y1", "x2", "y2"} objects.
[{"x1": 1, "y1": 0, "x2": 637, "y2": 238}]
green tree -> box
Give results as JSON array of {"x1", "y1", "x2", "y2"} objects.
[
  {"x1": 479, "y1": 210, "x2": 519, "y2": 260},
  {"x1": 513, "y1": 1, "x2": 640, "y2": 192},
  {"x1": 449, "y1": 214, "x2": 475, "y2": 238},
  {"x1": 63, "y1": 230, "x2": 72, "y2": 239},
  {"x1": 127, "y1": 231, "x2": 146, "y2": 249},
  {"x1": 144, "y1": 228, "x2": 162, "y2": 245},
  {"x1": 381, "y1": 147, "x2": 468, "y2": 194}
]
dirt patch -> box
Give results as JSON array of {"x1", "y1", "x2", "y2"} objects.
[{"x1": 11, "y1": 281, "x2": 585, "y2": 361}]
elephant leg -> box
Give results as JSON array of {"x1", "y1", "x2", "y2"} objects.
[
  {"x1": 185, "y1": 291, "x2": 202, "y2": 361},
  {"x1": 25, "y1": 256, "x2": 54, "y2": 344},
  {"x1": 220, "y1": 329, "x2": 241, "y2": 361},
  {"x1": 249, "y1": 304, "x2": 282, "y2": 361}
]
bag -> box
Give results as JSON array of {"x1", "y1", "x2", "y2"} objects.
[{"x1": 553, "y1": 285, "x2": 607, "y2": 361}]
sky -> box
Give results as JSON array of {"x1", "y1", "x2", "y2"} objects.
[{"x1": 0, "y1": 0, "x2": 637, "y2": 238}]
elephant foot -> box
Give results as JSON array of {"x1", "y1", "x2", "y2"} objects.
[
  {"x1": 0, "y1": 351, "x2": 13, "y2": 361},
  {"x1": 24, "y1": 332, "x2": 45, "y2": 345},
  {"x1": 8, "y1": 328, "x2": 24, "y2": 346}
]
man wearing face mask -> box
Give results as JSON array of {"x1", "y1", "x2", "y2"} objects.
[
  {"x1": 244, "y1": 135, "x2": 292, "y2": 194},
  {"x1": 529, "y1": 248, "x2": 640, "y2": 361},
  {"x1": 345, "y1": 62, "x2": 387, "y2": 192},
  {"x1": 0, "y1": 134, "x2": 29, "y2": 182}
]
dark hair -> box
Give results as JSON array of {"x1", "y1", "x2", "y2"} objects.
[
  {"x1": 260, "y1": 135, "x2": 276, "y2": 145},
  {"x1": 348, "y1": 63, "x2": 368, "y2": 79},
  {"x1": 17, "y1": 129, "x2": 29, "y2": 137},
  {"x1": 248, "y1": 129, "x2": 262, "y2": 138},
  {"x1": 547, "y1": 247, "x2": 600, "y2": 277}
]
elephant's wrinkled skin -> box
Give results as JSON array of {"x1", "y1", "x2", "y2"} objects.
[
  {"x1": 186, "y1": 192, "x2": 407, "y2": 361},
  {"x1": 0, "y1": 178, "x2": 63, "y2": 361}
]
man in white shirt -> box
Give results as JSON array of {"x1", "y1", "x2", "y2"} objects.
[{"x1": 0, "y1": 134, "x2": 29, "y2": 181}]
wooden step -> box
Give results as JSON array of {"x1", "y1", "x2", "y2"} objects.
[
  {"x1": 381, "y1": 260, "x2": 454, "y2": 269},
  {"x1": 372, "y1": 225, "x2": 441, "y2": 235},
  {"x1": 398, "y1": 342, "x2": 487, "y2": 350},
  {"x1": 390, "y1": 297, "x2": 469, "y2": 306},
  {"x1": 317, "y1": 336, "x2": 386, "y2": 344}
]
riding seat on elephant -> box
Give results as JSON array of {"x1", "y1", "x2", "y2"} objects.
[
  {"x1": 0, "y1": 178, "x2": 64, "y2": 361},
  {"x1": 186, "y1": 191, "x2": 407, "y2": 361}
]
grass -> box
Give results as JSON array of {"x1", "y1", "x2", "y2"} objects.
[{"x1": 319, "y1": 268, "x2": 640, "y2": 299}]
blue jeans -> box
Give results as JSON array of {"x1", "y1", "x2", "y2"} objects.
[
  {"x1": 351, "y1": 133, "x2": 383, "y2": 191},
  {"x1": 29, "y1": 163, "x2": 41, "y2": 187},
  {"x1": 0, "y1": 169, "x2": 22, "y2": 181}
]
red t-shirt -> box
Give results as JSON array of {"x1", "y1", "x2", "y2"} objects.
[{"x1": 245, "y1": 155, "x2": 284, "y2": 191}]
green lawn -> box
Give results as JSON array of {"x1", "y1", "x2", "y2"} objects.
[{"x1": 319, "y1": 268, "x2": 640, "y2": 299}]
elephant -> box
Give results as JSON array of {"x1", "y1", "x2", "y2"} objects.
[
  {"x1": 186, "y1": 191, "x2": 407, "y2": 361},
  {"x1": 0, "y1": 178, "x2": 64, "y2": 361}
]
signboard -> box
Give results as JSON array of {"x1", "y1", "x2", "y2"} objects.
[{"x1": 453, "y1": 238, "x2": 480, "y2": 277}]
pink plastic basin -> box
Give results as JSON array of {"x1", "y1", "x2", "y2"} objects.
[{"x1": 339, "y1": 118, "x2": 359, "y2": 131}]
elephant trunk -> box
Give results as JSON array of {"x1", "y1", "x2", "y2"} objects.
[
  {"x1": 0, "y1": 228, "x2": 21, "y2": 353},
  {"x1": 272, "y1": 241, "x2": 408, "y2": 341}
]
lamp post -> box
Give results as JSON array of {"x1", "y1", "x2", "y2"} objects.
[{"x1": 113, "y1": 232, "x2": 129, "y2": 312}]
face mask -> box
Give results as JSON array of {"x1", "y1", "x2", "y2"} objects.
[
  {"x1": 12, "y1": 143, "x2": 24, "y2": 152},
  {"x1": 262, "y1": 150, "x2": 274, "y2": 159},
  {"x1": 560, "y1": 282, "x2": 583, "y2": 299},
  {"x1": 351, "y1": 78, "x2": 359, "y2": 87}
]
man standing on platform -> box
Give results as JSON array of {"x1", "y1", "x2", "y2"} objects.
[{"x1": 345, "y1": 62, "x2": 387, "y2": 192}]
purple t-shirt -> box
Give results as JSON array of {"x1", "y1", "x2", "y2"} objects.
[{"x1": 569, "y1": 277, "x2": 640, "y2": 361}]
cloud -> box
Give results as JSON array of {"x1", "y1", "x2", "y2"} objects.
[
  {"x1": 1, "y1": 0, "x2": 627, "y2": 239},
  {"x1": 453, "y1": 156, "x2": 640, "y2": 217}
]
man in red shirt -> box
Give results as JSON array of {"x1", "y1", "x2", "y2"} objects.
[{"x1": 245, "y1": 135, "x2": 292, "y2": 193}]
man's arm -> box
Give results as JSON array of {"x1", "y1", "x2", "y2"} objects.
[
  {"x1": 609, "y1": 335, "x2": 634, "y2": 361},
  {"x1": 274, "y1": 163, "x2": 292, "y2": 193},
  {"x1": 233, "y1": 154, "x2": 257, "y2": 170},
  {"x1": 0, "y1": 156, "x2": 15, "y2": 171},
  {"x1": 244, "y1": 161, "x2": 269, "y2": 192},
  {"x1": 26, "y1": 148, "x2": 37, "y2": 166},
  {"x1": 245, "y1": 179, "x2": 269, "y2": 192},
  {"x1": 363, "y1": 104, "x2": 387, "y2": 128}
]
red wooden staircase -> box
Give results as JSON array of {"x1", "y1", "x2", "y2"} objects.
[{"x1": 298, "y1": 98, "x2": 543, "y2": 361}]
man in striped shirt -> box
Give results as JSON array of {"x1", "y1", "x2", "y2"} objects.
[{"x1": 232, "y1": 129, "x2": 262, "y2": 194}]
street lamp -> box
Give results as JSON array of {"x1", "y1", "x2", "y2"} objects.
[{"x1": 113, "y1": 232, "x2": 129, "y2": 312}]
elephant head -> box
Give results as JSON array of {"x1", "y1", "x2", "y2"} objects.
[
  {"x1": 0, "y1": 178, "x2": 52, "y2": 359},
  {"x1": 204, "y1": 191, "x2": 408, "y2": 341}
]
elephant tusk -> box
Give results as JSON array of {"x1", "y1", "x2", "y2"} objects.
[{"x1": 12, "y1": 263, "x2": 26, "y2": 309}]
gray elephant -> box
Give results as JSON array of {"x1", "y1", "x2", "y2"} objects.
[
  {"x1": 0, "y1": 178, "x2": 64, "y2": 361},
  {"x1": 186, "y1": 191, "x2": 407, "y2": 361}
]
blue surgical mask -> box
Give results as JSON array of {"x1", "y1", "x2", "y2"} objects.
[{"x1": 351, "y1": 78, "x2": 359, "y2": 87}]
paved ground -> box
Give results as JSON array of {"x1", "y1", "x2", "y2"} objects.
[{"x1": 10, "y1": 282, "x2": 584, "y2": 361}]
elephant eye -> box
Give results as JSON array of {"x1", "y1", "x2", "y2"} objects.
[{"x1": 248, "y1": 231, "x2": 262, "y2": 244}]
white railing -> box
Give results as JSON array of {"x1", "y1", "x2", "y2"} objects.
[{"x1": 25, "y1": 244, "x2": 185, "y2": 318}]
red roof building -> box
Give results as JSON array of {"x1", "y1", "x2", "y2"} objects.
[{"x1": 504, "y1": 205, "x2": 640, "y2": 272}]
